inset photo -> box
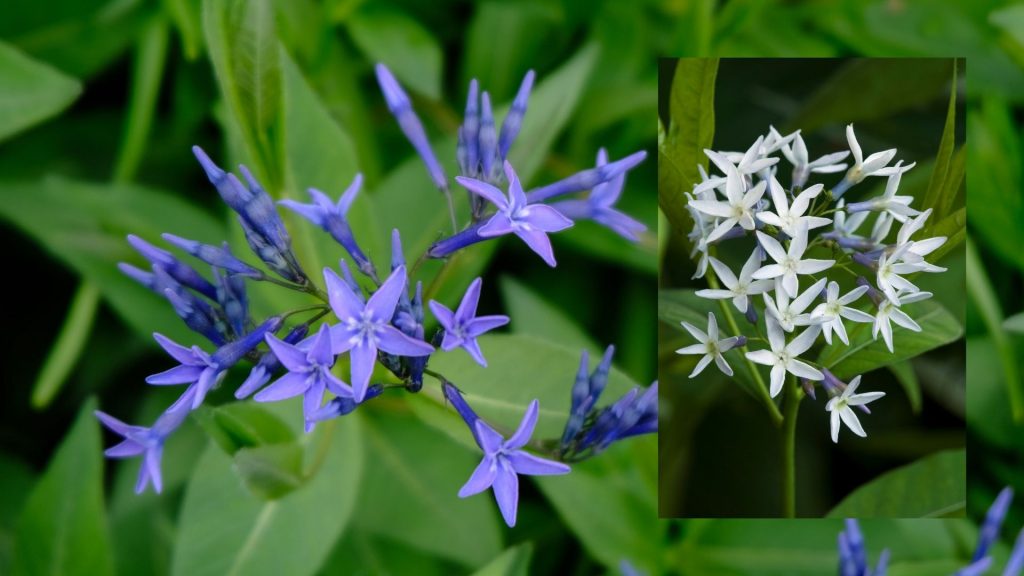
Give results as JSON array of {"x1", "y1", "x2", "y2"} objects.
[{"x1": 658, "y1": 58, "x2": 966, "y2": 517}]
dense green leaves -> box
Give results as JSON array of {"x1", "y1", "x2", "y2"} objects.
[
  {"x1": 0, "y1": 177, "x2": 227, "y2": 342},
  {"x1": 817, "y1": 301, "x2": 962, "y2": 380},
  {"x1": 921, "y1": 61, "x2": 960, "y2": 224},
  {"x1": 828, "y1": 450, "x2": 966, "y2": 518},
  {"x1": 347, "y1": 5, "x2": 442, "y2": 99},
  {"x1": 13, "y1": 399, "x2": 113, "y2": 576},
  {"x1": 659, "y1": 59, "x2": 717, "y2": 238},
  {"x1": 470, "y1": 544, "x2": 533, "y2": 576},
  {"x1": 172, "y1": 411, "x2": 363, "y2": 576},
  {"x1": 0, "y1": 40, "x2": 81, "y2": 143}
]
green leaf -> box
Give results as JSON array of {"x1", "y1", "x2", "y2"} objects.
[
  {"x1": 534, "y1": 439, "x2": 660, "y2": 573},
  {"x1": 827, "y1": 450, "x2": 965, "y2": 518},
  {"x1": 920, "y1": 60, "x2": 958, "y2": 222},
  {"x1": 0, "y1": 39, "x2": 81, "y2": 143},
  {"x1": 0, "y1": 454, "x2": 33, "y2": 575},
  {"x1": 887, "y1": 360, "x2": 922, "y2": 414},
  {"x1": 194, "y1": 401, "x2": 297, "y2": 455},
  {"x1": 346, "y1": 5, "x2": 442, "y2": 99},
  {"x1": 817, "y1": 301, "x2": 962, "y2": 380},
  {"x1": 316, "y1": 529, "x2": 457, "y2": 576},
  {"x1": 659, "y1": 58, "x2": 717, "y2": 240},
  {"x1": 470, "y1": 543, "x2": 533, "y2": 576},
  {"x1": 203, "y1": 0, "x2": 283, "y2": 188},
  {"x1": 233, "y1": 444, "x2": 304, "y2": 500},
  {"x1": 425, "y1": 334, "x2": 638, "y2": 439},
  {"x1": 30, "y1": 282, "x2": 100, "y2": 408},
  {"x1": 172, "y1": 413, "x2": 363, "y2": 576},
  {"x1": 786, "y1": 58, "x2": 952, "y2": 134},
  {"x1": 0, "y1": 176, "x2": 227, "y2": 342},
  {"x1": 1004, "y1": 312, "x2": 1024, "y2": 333},
  {"x1": 499, "y1": 275, "x2": 597, "y2": 351},
  {"x1": 13, "y1": 398, "x2": 114, "y2": 576},
  {"x1": 351, "y1": 408, "x2": 503, "y2": 568}
]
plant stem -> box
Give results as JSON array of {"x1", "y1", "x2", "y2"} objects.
[
  {"x1": 705, "y1": 249, "x2": 783, "y2": 426},
  {"x1": 781, "y1": 374, "x2": 801, "y2": 518}
]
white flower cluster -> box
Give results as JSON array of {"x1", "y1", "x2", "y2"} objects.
[{"x1": 675, "y1": 125, "x2": 948, "y2": 443}]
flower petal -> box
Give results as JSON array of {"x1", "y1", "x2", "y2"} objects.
[
  {"x1": 508, "y1": 450, "x2": 570, "y2": 476},
  {"x1": 349, "y1": 341, "x2": 376, "y2": 402},
  {"x1": 254, "y1": 372, "x2": 310, "y2": 402},
  {"x1": 492, "y1": 458, "x2": 520, "y2": 527},
  {"x1": 505, "y1": 400, "x2": 539, "y2": 450},
  {"x1": 376, "y1": 325, "x2": 434, "y2": 356},
  {"x1": 514, "y1": 228, "x2": 557, "y2": 267},
  {"x1": 458, "y1": 456, "x2": 497, "y2": 497},
  {"x1": 465, "y1": 315, "x2": 509, "y2": 338},
  {"x1": 455, "y1": 278, "x2": 483, "y2": 322},
  {"x1": 518, "y1": 204, "x2": 573, "y2": 232},
  {"x1": 366, "y1": 265, "x2": 407, "y2": 321},
  {"x1": 324, "y1": 267, "x2": 364, "y2": 321},
  {"x1": 478, "y1": 212, "x2": 515, "y2": 237},
  {"x1": 456, "y1": 176, "x2": 508, "y2": 210},
  {"x1": 264, "y1": 333, "x2": 309, "y2": 372}
]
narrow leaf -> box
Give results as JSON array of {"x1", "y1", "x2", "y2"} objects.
[
  {"x1": 921, "y1": 60, "x2": 958, "y2": 221},
  {"x1": 0, "y1": 39, "x2": 82, "y2": 143},
  {"x1": 827, "y1": 450, "x2": 965, "y2": 518},
  {"x1": 31, "y1": 281, "x2": 100, "y2": 408}
]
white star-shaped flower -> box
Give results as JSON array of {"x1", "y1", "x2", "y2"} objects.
[
  {"x1": 711, "y1": 136, "x2": 780, "y2": 177},
  {"x1": 877, "y1": 243, "x2": 923, "y2": 304},
  {"x1": 689, "y1": 158, "x2": 766, "y2": 242},
  {"x1": 846, "y1": 161, "x2": 919, "y2": 223},
  {"x1": 676, "y1": 312, "x2": 744, "y2": 378},
  {"x1": 756, "y1": 175, "x2": 831, "y2": 237},
  {"x1": 763, "y1": 277, "x2": 827, "y2": 333},
  {"x1": 809, "y1": 281, "x2": 874, "y2": 345},
  {"x1": 752, "y1": 223, "x2": 835, "y2": 298},
  {"x1": 844, "y1": 124, "x2": 909, "y2": 184},
  {"x1": 745, "y1": 315, "x2": 823, "y2": 397},
  {"x1": 894, "y1": 208, "x2": 947, "y2": 271},
  {"x1": 781, "y1": 132, "x2": 849, "y2": 186},
  {"x1": 695, "y1": 252, "x2": 774, "y2": 313},
  {"x1": 826, "y1": 375, "x2": 885, "y2": 443},
  {"x1": 873, "y1": 290, "x2": 932, "y2": 353}
]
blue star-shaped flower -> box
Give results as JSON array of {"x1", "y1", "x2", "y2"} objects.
[
  {"x1": 428, "y1": 277, "x2": 509, "y2": 366},
  {"x1": 456, "y1": 161, "x2": 573, "y2": 267},
  {"x1": 550, "y1": 148, "x2": 648, "y2": 241},
  {"x1": 95, "y1": 393, "x2": 193, "y2": 494},
  {"x1": 254, "y1": 323, "x2": 353, "y2": 431},
  {"x1": 455, "y1": 395, "x2": 570, "y2": 527},
  {"x1": 324, "y1": 264, "x2": 433, "y2": 401}
]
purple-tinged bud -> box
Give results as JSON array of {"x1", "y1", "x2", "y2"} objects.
[
  {"x1": 322, "y1": 212, "x2": 375, "y2": 280},
  {"x1": 561, "y1": 349, "x2": 592, "y2": 447},
  {"x1": 856, "y1": 276, "x2": 886, "y2": 307},
  {"x1": 456, "y1": 128, "x2": 470, "y2": 178},
  {"x1": 192, "y1": 146, "x2": 251, "y2": 210},
  {"x1": 583, "y1": 388, "x2": 639, "y2": 451},
  {"x1": 338, "y1": 260, "x2": 364, "y2": 303},
  {"x1": 309, "y1": 384, "x2": 384, "y2": 422},
  {"x1": 589, "y1": 344, "x2": 615, "y2": 404},
  {"x1": 390, "y1": 228, "x2": 405, "y2": 272},
  {"x1": 128, "y1": 234, "x2": 217, "y2": 299},
  {"x1": 163, "y1": 287, "x2": 227, "y2": 346},
  {"x1": 745, "y1": 305, "x2": 759, "y2": 325},
  {"x1": 240, "y1": 220, "x2": 304, "y2": 284},
  {"x1": 498, "y1": 70, "x2": 534, "y2": 160},
  {"x1": 851, "y1": 252, "x2": 878, "y2": 270},
  {"x1": 374, "y1": 63, "x2": 448, "y2": 192},
  {"x1": 213, "y1": 268, "x2": 248, "y2": 337},
  {"x1": 462, "y1": 79, "x2": 480, "y2": 176},
  {"x1": 844, "y1": 519, "x2": 867, "y2": 576},
  {"x1": 733, "y1": 335, "x2": 748, "y2": 348},
  {"x1": 236, "y1": 323, "x2": 308, "y2": 399},
  {"x1": 427, "y1": 222, "x2": 488, "y2": 259},
  {"x1": 212, "y1": 316, "x2": 283, "y2": 368},
  {"x1": 237, "y1": 165, "x2": 291, "y2": 244},
  {"x1": 162, "y1": 234, "x2": 262, "y2": 277},
  {"x1": 836, "y1": 236, "x2": 877, "y2": 252},
  {"x1": 527, "y1": 151, "x2": 648, "y2": 203},
  {"x1": 443, "y1": 381, "x2": 482, "y2": 444},
  {"x1": 958, "y1": 558, "x2": 992, "y2": 576},
  {"x1": 821, "y1": 368, "x2": 845, "y2": 394},
  {"x1": 832, "y1": 178, "x2": 852, "y2": 200},
  {"x1": 1004, "y1": 526, "x2": 1024, "y2": 576},
  {"x1": 802, "y1": 379, "x2": 817, "y2": 400},
  {"x1": 119, "y1": 263, "x2": 157, "y2": 290},
  {"x1": 478, "y1": 92, "x2": 497, "y2": 182},
  {"x1": 974, "y1": 487, "x2": 1014, "y2": 562}
]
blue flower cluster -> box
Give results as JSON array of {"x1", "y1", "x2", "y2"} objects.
[
  {"x1": 95, "y1": 62, "x2": 655, "y2": 527},
  {"x1": 840, "y1": 489, "x2": 1024, "y2": 575}
]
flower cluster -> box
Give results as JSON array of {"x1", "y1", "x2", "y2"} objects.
[
  {"x1": 95, "y1": 62, "x2": 654, "y2": 527},
  {"x1": 839, "y1": 488, "x2": 1024, "y2": 575},
  {"x1": 676, "y1": 125, "x2": 947, "y2": 442}
]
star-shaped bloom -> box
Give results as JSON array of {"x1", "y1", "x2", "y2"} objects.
[
  {"x1": 873, "y1": 290, "x2": 931, "y2": 353},
  {"x1": 695, "y1": 252, "x2": 773, "y2": 313},
  {"x1": 95, "y1": 393, "x2": 194, "y2": 493},
  {"x1": 675, "y1": 312, "x2": 745, "y2": 378},
  {"x1": 763, "y1": 277, "x2": 827, "y2": 333},
  {"x1": 689, "y1": 156, "x2": 767, "y2": 243},
  {"x1": 458, "y1": 399, "x2": 570, "y2": 527},
  {"x1": 844, "y1": 124, "x2": 907, "y2": 184},
  {"x1": 810, "y1": 282, "x2": 874, "y2": 345},
  {"x1": 549, "y1": 149, "x2": 648, "y2": 241},
  {"x1": 254, "y1": 324, "x2": 353, "y2": 431},
  {"x1": 325, "y1": 264, "x2": 434, "y2": 401},
  {"x1": 456, "y1": 161, "x2": 574, "y2": 267},
  {"x1": 894, "y1": 208, "x2": 947, "y2": 271},
  {"x1": 710, "y1": 137, "x2": 779, "y2": 176},
  {"x1": 876, "y1": 243, "x2": 923, "y2": 304},
  {"x1": 845, "y1": 161, "x2": 919, "y2": 222},
  {"x1": 780, "y1": 132, "x2": 849, "y2": 187},
  {"x1": 745, "y1": 315, "x2": 823, "y2": 397},
  {"x1": 755, "y1": 175, "x2": 831, "y2": 237},
  {"x1": 826, "y1": 375, "x2": 885, "y2": 443},
  {"x1": 145, "y1": 317, "x2": 281, "y2": 409},
  {"x1": 429, "y1": 277, "x2": 509, "y2": 367},
  {"x1": 752, "y1": 224, "x2": 835, "y2": 298}
]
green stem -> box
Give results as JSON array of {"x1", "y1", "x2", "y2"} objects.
[
  {"x1": 966, "y1": 235, "x2": 1024, "y2": 421},
  {"x1": 31, "y1": 283, "x2": 102, "y2": 409},
  {"x1": 705, "y1": 249, "x2": 783, "y2": 426},
  {"x1": 781, "y1": 374, "x2": 801, "y2": 518}
]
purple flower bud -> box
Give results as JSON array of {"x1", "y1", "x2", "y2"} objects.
[
  {"x1": 526, "y1": 151, "x2": 647, "y2": 203},
  {"x1": 374, "y1": 63, "x2": 448, "y2": 191},
  {"x1": 1005, "y1": 527, "x2": 1024, "y2": 576},
  {"x1": 158, "y1": 274, "x2": 228, "y2": 346},
  {"x1": 852, "y1": 252, "x2": 878, "y2": 270},
  {"x1": 856, "y1": 276, "x2": 886, "y2": 307},
  {"x1": 974, "y1": 487, "x2": 1014, "y2": 562},
  {"x1": 461, "y1": 79, "x2": 480, "y2": 176},
  {"x1": 478, "y1": 92, "x2": 498, "y2": 182},
  {"x1": 161, "y1": 234, "x2": 261, "y2": 277},
  {"x1": 745, "y1": 304, "x2": 759, "y2": 325},
  {"x1": 119, "y1": 263, "x2": 158, "y2": 291},
  {"x1": 236, "y1": 323, "x2": 309, "y2": 399},
  {"x1": 212, "y1": 316, "x2": 283, "y2": 367},
  {"x1": 127, "y1": 234, "x2": 217, "y2": 299},
  {"x1": 338, "y1": 259, "x2": 364, "y2": 303},
  {"x1": 212, "y1": 268, "x2": 248, "y2": 337},
  {"x1": 443, "y1": 381, "x2": 481, "y2": 441},
  {"x1": 801, "y1": 379, "x2": 817, "y2": 400},
  {"x1": 309, "y1": 384, "x2": 384, "y2": 422},
  {"x1": 427, "y1": 223, "x2": 487, "y2": 258},
  {"x1": 498, "y1": 70, "x2": 534, "y2": 160},
  {"x1": 832, "y1": 178, "x2": 852, "y2": 200}
]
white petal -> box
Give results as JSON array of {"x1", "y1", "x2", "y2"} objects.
[
  {"x1": 679, "y1": 321, "x2": 709, "y2": 343},
  {"x1": 765, "y1": 314, "x2": 785, "y2": 352},
  {"x1": 714, "y1": 353, "x2": 734, "y2": 377},
  {"x1": 690, "y1": 354, "x2": 713, "y2": 378},
  {"x1": 708, "y1": 257, "x2": 739, "y2": 289},
  {"x1": 695, "y1": 288, "x2": 734, "y2": 300},
  {"x1": 830, "y1": 409, "x2": 841, "y2": 443},
  {"x1": 745, "y1": 349, "x2": 777, "y2": 366},
  {"x1": 756, "y1": 231, "x2": 787, "y2": 264},
  {"x1": 787, "y1": 324, "x2": 822, "y2": 357},
  {"x1": 846, "y1": 124, "x2": 863, "y2": 166},
  {"x1": 838, "y1": 406, "x2": 867, "y2": 437},
  {"x1": 770, "y1": 364, "x2": 786, "y2": 398},
  {"x1": 847, "y1": 391, "x2": 885, "y2": 406},
  {"x1": 795, "y1": 259, "x2": 835, "y2": 275},
  {"x1": 675, "y1": 343, "x2": 708, "y2": 355}
]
